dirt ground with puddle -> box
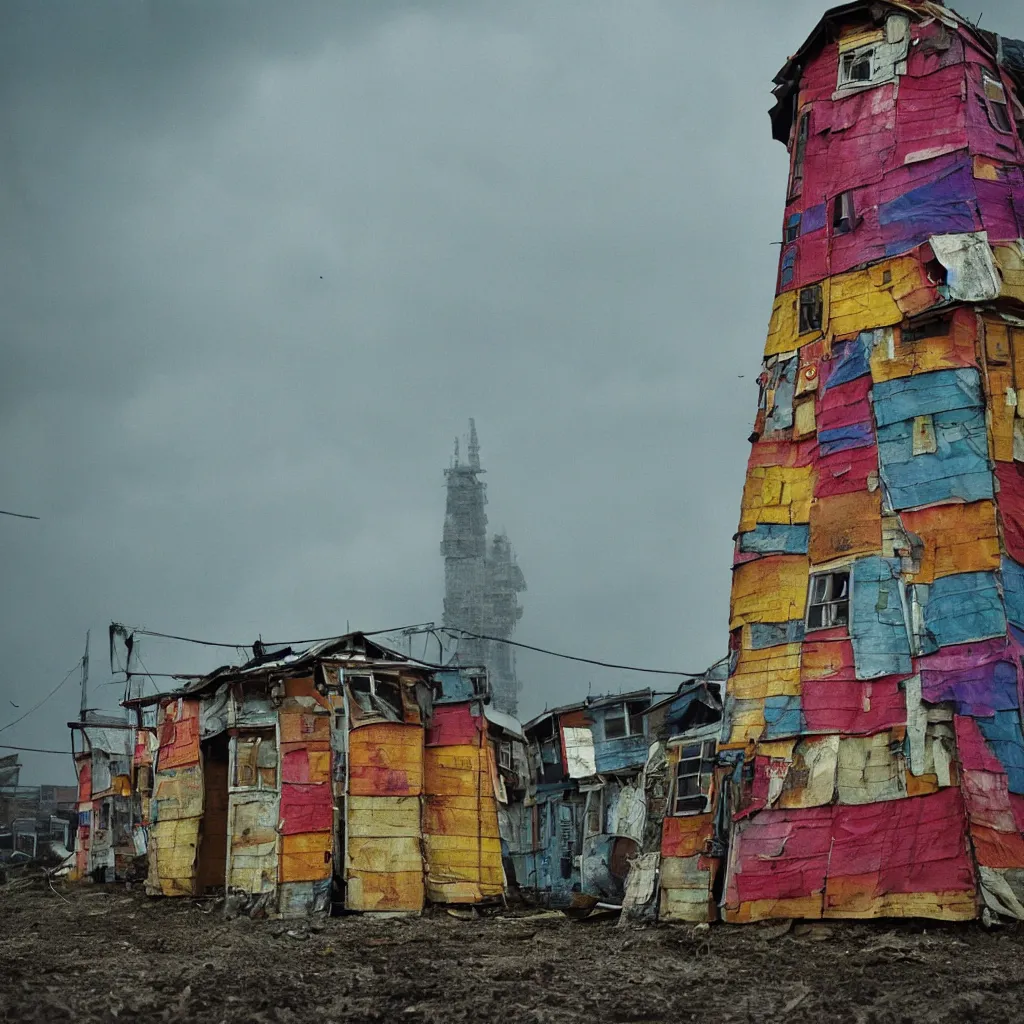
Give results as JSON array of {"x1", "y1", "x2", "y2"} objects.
[{"x1": 3, "y1": 884, "x2": 1024, "y2": 1022}]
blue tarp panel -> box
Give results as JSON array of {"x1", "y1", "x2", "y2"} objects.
[
  {"x1": 763, "y1": 694, "x2": 804, "y2": 739},
  {"x1": 594, "y1": 734, "x2": 649, "y2": 774},
  {"x1": 1002, "y1": 556, "x2": 1024, "y2": 630},
  {"x1": 766, "y1": 357, "x2": 797, "y2": 433},
  {"x1": 739, "y1": 524, "x2": 810, "y2": 555},
  {"x1": 872, "y1": 368, "x2": 983, "y2": 427},
  {"x1": 878, "y1": 159, "x2": 979, "y2": 258},
  {"x1": 818, "y1": 422, "x2": 875, "y2": 455},
  {"x1": 977, "y1": 711, "x2": 1024, "y2": 795},
  {"x1": 823, "y1": 334, "x2": 872, "y2": 391},
  {"x1": 876, "y1": 406, "x2": 992, "y2": 509},
  {"x1": 434, "y1": 669, "x2": 477, "y2": 704},
  {"x1": 851, "y1": 556, "x2": 913, "y2": 680},
  {"x1": 924, "y1": 571, "x2": 1006, "y2": 648},
  {"x1": 749, "y1": 620, "x2": 806, "y2": 649}
]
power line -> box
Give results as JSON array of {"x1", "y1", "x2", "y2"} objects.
[
  {"x1": 0, "y1": 744, "x2": 70, "y2": 755},
  {"x1": 437, "y1": 627, "x2": 723, "y2": 678},
  {"x1": 0, "y1": 509, "x2": 40, "y2": 520},
  {"x1": 0, "y1": 661, "x2": 81, "y2": 734},
  {"x1": 114, "y1": 621, "x2": 435, "y2": 651}
]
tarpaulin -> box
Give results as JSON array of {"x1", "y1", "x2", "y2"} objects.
[
  {"x1": 815, "y1": 444, "x2": 879, "y2": 498},
  {"x1": 278, "y1": 783, "x2": 332, "y2": 835},
  {"x1": 279, "y1": 832, "x2": 332, "y2": 883},
  {"x1": 919, "y1": 639, "x2": 1019, "y2": 716},
  {"x1": 739, "y1": 465, "x2": 813, "y2": 531},
  {"x1": 870, "y1": 307, "x2": 978, "y2": 383},
  {"x1": 850, "y1": 556, "x2": 913, "y2": 680},
  {"x1": 999, "y1": 464, "x2": 1024, "y2": 565},
  {"x1": 425, "y1": 704, "x2": 480, "y2": 747},
  {"x1": 872, "y1": 367, "x2": 983, "y2": 426},
  {"x1": 803, "y1": 673, "x2": 906, "y2": 735},
  {"x1": 901, "y1": 501, "x2": 1000, "y2": 583},
  {"x1": 1002, "y1": 556, "x2": 1024, "y2": 630},
  {"x1": 923, "y1": 571, "x2": 1006, "y2": 647},
  {"x1": 157, "y1": 699, "x2": 200, "y2": 771},
  {"x1": 764, "y1": 694, "x2": 805, "y2": 739},
  {"x1": 730, "y1": 556, "x2": 809, "y2": 629},
  {"x1": 738, "y1": 524, "x2": 809, "y2": 556},
  {"x1": 661, "y1": 814, "x2": 714, "y2": 859},
  {"x1": 748, "y1": 620, "x2": 805, "y2": 650},
  {"x1": 929, "y1": 232, "x2": 1002, "y2": 301},
  {"x1": 729, "y1": 644, "x2": 801, "y2": 701},
  {"x1": 821, "y1": 338, "x2": 873, "y2": 393},
  {"x1": 348, "y1": 723, "x2": 424, "y2": 797},
  {"x1": 977, "y1": 711, "x2": 1024, "y2": 795}
]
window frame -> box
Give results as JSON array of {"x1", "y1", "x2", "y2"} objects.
[
  {"x1": 832, "y1": 191, "x2": 856, "y2": 236},
  {"x1": 779, "y1": 246, "x2": 798, "y2": 290},
  {"x1": 671, "y1": 739, "x2": 716, "y2": 816},
  {"x1": 789, "y1": 111, "x2": 811, "y2": 199},
  {"x1": 230, "y1": 728, "x2": 279, "y2": 792},
  {"x1": 839, "y1": 46, "x2": 876, "y2": 87},
  {"x1": 783, "y1": 213, "x2": 802, "y2": 245},
  {"x1": 982, "y1": 69, "x2": 1014, "y2": 135},
  {"x1": 805, "y1": 569, "x2": 852, "y2": 633},
  {"x1": 602, "y1": 701, "x2": 646, "y2": 741},
  {"x1": 798, "y1": 284, "x2": 823, "y2": 334},
  {"x1": 498, "y1": 739, "x2": 514, "y2": 771},
  {"x1": 345, "y1": 671, "x2": 404, "y2": 721}
]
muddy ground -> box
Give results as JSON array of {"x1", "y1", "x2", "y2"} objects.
[{"x1": 3, "y1": 885, "x2": 1024, "y2": 1023}]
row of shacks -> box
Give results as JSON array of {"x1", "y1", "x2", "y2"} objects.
[{"x1": 67, "y1": 631, "x2": 731, "y2": 921}]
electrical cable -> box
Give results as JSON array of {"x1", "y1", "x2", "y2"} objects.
[
  {"x1": 0, "y1": 509, "x2": 40, "y2": 520},
  {"x1": 0, "y1": 661, "x2": 82, "y2": 734},
  {"x1": 0, "y1": 744, "x2": 71, "y2": 755},
  {"x1": 436, "y1": 627, "x2": 724, "y2": 678}
]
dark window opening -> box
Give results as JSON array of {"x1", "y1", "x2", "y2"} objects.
[
  {"x1": 784, "y1": 213, "x2": 801, "y2": 244},
  {"x1": 806, "y1": 571, "x2": 850, "y2": 631},
  {"x1": 780, "y1": 247, "x2": 797, "y2": 289},
  {"x1": 346, "y1": 673, "x2": 403, "y2": 721},
  {"x1": 840, "y1": 48, "x2": 874, "y2": 85},
  {"x1": 902, "y1": 315, "x2": 952, "y2": 343},
  {"x1": 790, "y1": 112, "x2": 810, "y2": 198},
  {"x1": 603, "y1": 701, "x2": 646, "y2": 740},
  {"x1": 799, "y1": 285, "x2": 823, "y2": 333},
  {"x1": 673, "y1": 740, "x2": 715, "y2": 816},
  {"x1": 984, "y1": 71, "x2": 1013, "y2": 133},
  {"x1": 833, "y1": 191, "x2": 856, "y2": 235}
]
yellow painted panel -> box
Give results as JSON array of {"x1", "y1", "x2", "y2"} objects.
[
  {"x1": 765, "y1": 290, "x2": 817, "y2": 357},
  {"x1": 660, "y1": 855, "x2": 713, "y2": 890},
  {"x1": 729, "y1": 644, "x2": 802, "y2": 701},
  {"x1": 424, "y1": 745, "x2": 487, "y2": 798},
  {"x1": 829, "y1": 257, "x2": 929, "y2": 337},
  {"x1": 423, "y1": 795, "x2": 501, "y2": 839},
  {"x1": 839, "y1": 26, "x2": 884, "y2": 50},
  {"x1": 986, "y1": 364, "x2": 1015, "y2": 461},
  {"x1": 901, "y1": 501, "x2": 1000, "y2": 583},
  {"x1": 280, "y1": 831, "x2": 332, "y2": 883},
  {"x1": 871, "y1": 319, "x2": 979, "y2": 383},
  {"x1": 994, "y1": 244, "x2": 1024, "y2": 304},
  {"x1": 730, "y1": 556, "x2": 809, "y2": 630},
  {"x1": 739, "y1": 466, "x2": 813, "y2": 532},
  {"x1": 727, "y1": 699, "x2": 766, "y2": 745},
  {"x1": 725, "y1": 895, "x2": 825, "y2": 923},
  {"x1": 347, "y1": 795, "x2": 421, "y2": 838},
  {"x1": 346, "y1": 870, "x2": 424, "y2": 913},
  {"x1": 659, "y1": 887, "x2": 715, "y2": 923},
  {"x1": 347, "y1": 836, "x2": 422, "y2": 874},
  {"x1": 423, "y1": 833, "x2": 501, "y2": 869},
  {"x1": 148, "y1": 818, "x2": 199, "y2": 896},
  {"x1": 152, "y1": 765, "x2": 203, "y2": 821},
  {"x1": 425, "y1": 879, "x2": 500, "y2": 903},
  {"x1": 823, "y1": 889, "x2": 976, "y2": 921}
]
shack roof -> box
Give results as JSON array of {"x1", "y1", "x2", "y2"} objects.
[
  {"x1": 122, "y1": 631, "x2": 449, "y2": 708},
  {"x1": 522, "y1": 688, "x2": 656, "y2": 734},
  {"x1": 768, "y1": 2, "x2": 1024, "y2": 143}
]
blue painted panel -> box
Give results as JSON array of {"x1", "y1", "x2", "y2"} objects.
[
  {"x1": 803, "y1": 203, "x2": 827, "y2": 234},
  {"x1": 739, "y1": 524, "x2": 809, "y2": 555},
  {"x1": 749, "y1": 620, "x2": 806, "y2": 649},
  {"x1": 818, "y1": 422, "x2": 875, "y2": 455},
  {"x1": 594, "y1": 734, "x2": 649, "y2": 774},
  {"x1": 876, "y1": 406, "x2": 992, "y2": 510},
  {"x1": 851, "y1": 556, "x2": 913, "y2": 680},
  {"x1": 434, "y1": 669, "x2": 477, "y2": 704},
  {"x1": 1002, "y1": 556, "x2": 1024, "y2": 630},
  {"x1": 871, "y1": 368, "x2": 982, "y2": 427},
  {"x1": 766, "y1": 357, "x2": 797, "y2": 433},
  {"x1": 878, "y1": 159, "x2": 978, "y2": 257},
  {"x1": 978, "y1": 711, "x2": 1024, "y2": 795},
  {"x1": 763, "y1": 694, "x2": 805, "y2": 739},
  {"x1": 924, "y1": 571, "x2": 1006, "y2": 647},
  {"x1": 823, "y1": 333, "x2": 872, "y2": 390}
]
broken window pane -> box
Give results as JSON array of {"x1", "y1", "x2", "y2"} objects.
[
  {"x1": 805, "y1": 570, "x2": 851, "y2": 633},
  {"x1": 840, "y1": 48, "x2": 874, "y2": 85},
  {"x1": 790, "y1": 112, "x2": 810, "y2": 197},
  {"x1": 783, "y1": 214, "x2": 801, "y2": 244},
  {"x1": 604, "y1": 706, "x2": 627, "y2": 740},
  {"x1": 798, "y1": 285, "x2": 823, "y2": 333},
  {"x1": 984, "y1": 71, "x2": 1013, "y2": 133},
  {"x1": 672, "y1": 740, "x2": 715, "y2": 815},
  {"x1": 833, "y1": 192, "x2": 855, "y2": 235}
]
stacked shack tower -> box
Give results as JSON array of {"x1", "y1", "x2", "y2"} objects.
[
  {"x1": 442, "y1": 420, "x2": 526, "y2": 716},
  {"x1": 722, "y1": 1, "x2": 1024, "y2": 922}
]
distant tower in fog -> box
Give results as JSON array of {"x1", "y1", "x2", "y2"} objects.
[{"x1": 441, "y1": 420, "x2": 526, "y2": 716}]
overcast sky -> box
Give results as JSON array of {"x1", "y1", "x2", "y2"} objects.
[{"x1": 2, "y1": 1, "x2": 1021, "y2": 784}]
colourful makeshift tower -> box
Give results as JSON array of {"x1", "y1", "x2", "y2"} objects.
[{"x1": 722, "y1": 2, "x2": 1024, "y2": 922}]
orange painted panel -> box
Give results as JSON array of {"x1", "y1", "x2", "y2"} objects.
[
  {"x1": 808, "y1": 490, "x2": 882, "y2": 565},
  {"x1": 348, "y1": 723, "x2": 423, "y2": 797},
  {"x1": 158, "y1": 699, "x2": 201, "y2": 770},
  {"x1": 661, "y1": 815, "x2": 714, "y2": 858},
  {"x1": 280, "y1": 831, "x2": 332, "y2": 883},
  {"x1": 279, "y1": 711, "x2": 331, "y2": 745},
  {"x1": 901, "y1": 501, "x2": 1000, "y2": 583},
  {"x1": 424, "y1": 745, "x2": 486, "y2": 798},
  {"x1": 346, "y1": 870, "x2": 424, "y2": 913}
]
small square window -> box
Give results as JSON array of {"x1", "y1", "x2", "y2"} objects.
[
  {"x1": 603, "y1": 702, "x2": 646, "y2": 740},
  {"x1": 799, "y1": 285, "x2": 823, "y2": 333},
  {"x1": 784, "y1": 214, "x2": 802, "y2": 244},
  {"x1": 840, "y1": 48, "x2": 874, "y2": 86},
  {"x1": 498, "y1": 739, "x2": 513, "y2": 771},
  {"x1": 806, "y1": 571, "x2": 850, "y2": 631}
]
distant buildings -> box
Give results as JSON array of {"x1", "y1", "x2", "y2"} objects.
[{"x1": 441, "y1": 420, "x2": 526, "y2": 716}]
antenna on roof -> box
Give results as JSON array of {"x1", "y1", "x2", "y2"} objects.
[
  {"x1": 468, "y1": 418, "x2": 480, "y2": 471},
  {"x1": 79, "y1": 631, "x2": 90, "y2": 722}
]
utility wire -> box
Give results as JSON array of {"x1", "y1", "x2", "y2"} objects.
[
  {"x1": 0, "y1": 744, "x2": 71, "y2": 755},
  {"x1": 0, "y1": 509, "x2": 40, "y2": 520},
  {"x1": 115, "y1": 621, "x2": 437, "y2": 651},
  {"x1": 0, "y1": 661, "x2": 81, "y2": 734},
  {"x1": 437, "y1": 627, "x2": 723, "y2": 678}
]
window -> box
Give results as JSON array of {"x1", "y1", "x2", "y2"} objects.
[
  {"x1": 783, "y1": 213, "x2": 801, "y2": 244},
  {"x1": 832, "y1": 192, "x2": 856, "y2": 235},
  {"x1": 902, "y1": 315, "x2": 951, "y2": 344},
  {"x1": 806, "y1": 571, "x2": 850, "y2": 631},
  {"x1": 346, "y1": 673, "x2": 403, "y2": 721},
  {"x1": 790, "y1": 111, "x2": 810, "y2": 197},
  {"x1": 233, "y1": 731, "x2": 278, "y2": 790},
  {"x1": 603, "y1": 700, "x2": 647, "y2": 740},
  {"x1": 798, "y1": 285, "x2": 823, "y2": 333},
  {"x1": 839, "y1": 47, "x2": 874, "y2": 86},
  {"x1": 135, "y1": 765, "x2": 152, "y2": 796},
  {"x1": 673, "y1": 740, "x2": 715, "y2": 815},
  {"x1": 983, "y1": 71, "x2": 1013, "y2": 134},
  {"x1": 780, "y1": 247, "x2": 797, "y2": 289},
  {"x1": 498, "y1": 739, "x2": 513, "y2": 771}
]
